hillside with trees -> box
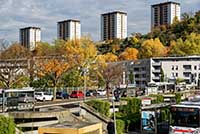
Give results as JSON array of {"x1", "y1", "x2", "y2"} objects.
[{"x1": 97, "y1": 10, "x2": 200, "y2": 59}]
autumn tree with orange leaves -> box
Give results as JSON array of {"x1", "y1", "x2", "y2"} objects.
[{"x1": 35, "y1": 58, "x2": 69, "y2": 100}]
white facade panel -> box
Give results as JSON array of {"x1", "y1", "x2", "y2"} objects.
[
  {"x1": 20, "y1": 27, "x2": 41, "y2": 51},
  {"x1": 58, "y1": 20, "x2": 81, "y2": 41},
  {"x1": 151, "y1": 2, "x2": 180, "y2": 29},
  {"x1": 101, "y1": 12, "x2": 127, "y2": 41}
]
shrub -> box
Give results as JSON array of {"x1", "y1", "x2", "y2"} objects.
[
  {"x1": 86, "y1": 100, "x2": 110, "y2": 116},
  {"x1": 175, "y1": 93, "x2": 182, "y2": 104},
  {"x1": 117, "y1": 97, "x2": 141, "y2": 132},
  {"x1": 116, "y1": 119, "x2": 125, "y2": 134},
  {"x1": 0, "y1": 115, "x2": 16, "y2": 134},
  {"x1": 149, "y1": 94, "x2": 164, "y2": 104}
]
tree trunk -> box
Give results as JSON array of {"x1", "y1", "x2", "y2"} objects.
[
  {"x1": 53, "y1": 86, "x2": 57, "y2": 101},
  {"x1": 106, "y1": 82, "x2": 109, "y2": 100}
]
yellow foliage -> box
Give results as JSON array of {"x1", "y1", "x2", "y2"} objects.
[
  {"x1": 119, "y1": 48, "x2": 138, "y2": 61},
  {"x1": 64, "y1": 37, "x2": 97, "y2": 67},
  {"x1": 138, "y1": 38, "x2": 167, "y2": 58},
  {"x1": 102, "y1": 53, "x2": 118, "y2": 62}
]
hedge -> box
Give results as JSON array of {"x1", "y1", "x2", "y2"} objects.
[
  {"x1": 116, "y1": 119, "x2": 125, "y2": 134},
  {"x1": 86, "y1": 100, "x2": 110, "y2": 116},
  {"x1": 175, "y1": 93, "x2": 182, "y2": 104},
  {"x1": 149, "y1": 94, "x2": 164, "y2": 104},
  {"x1": 0, "y1": 115, "x2": 16, "y2": 134}
]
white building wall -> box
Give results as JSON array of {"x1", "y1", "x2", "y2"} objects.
[
  {"x1": 101, "y1": 12, "x2": 127, "y2": 41},
  {"x1": 170, "y1": 3, "x2": 181, "y2": 24},
  {"x1": 115, "y1": 13, "x2": 120, "y2": 38},
  {"x1": 151, "y1": 2, "x2": 180, "y2": 28},
  {"x1": 161, "y1": 61, "x2": 200, "y2": 82},
  {"x1": 76, "y1": 22, "x2": 81, "y2": 39},
  {"x1": 123, "y1": 15, "x2": 127, "y2": 39},
  {"x1": 26, "y1": 28, "x2": 41, "y2": 51},
  {"x1": 68, "y1": 21, "x2": 81, "y2": 40},
  {"x1": 115, "y1": 13, "x2": 127, "y2": 39}
]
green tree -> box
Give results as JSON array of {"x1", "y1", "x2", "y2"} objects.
[
  {"x1": 149, "y1": 94, "x2": 164, "y2": 104},
  {"x1": 175, "y1": 93, "x2": 183, "y2": 104},
  {"x1": 169, "y1": 33, "x2": 200, "y2": 56},
  {"x1": 160, "y1": 68, "x2": 165, "y2": 82},
  {"x1": 34, "y1": 42, "x2": 55, "y2": 56},
  {"x1": 116, "y1": 98, "x2": 141, "y2": 132},
  {"x1": 0, "y1": 43, "x2": 30, "y2": 59},
  {"x1": 62, "y1": 69, "x2": 83, "y2": 87},
  {"x1": 0, "y1": 115, "x2": 16, "y2": 134}
]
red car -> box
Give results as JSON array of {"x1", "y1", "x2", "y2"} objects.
[{"x1": 70, "y1": 91, "x2": 84, "y2": 98}]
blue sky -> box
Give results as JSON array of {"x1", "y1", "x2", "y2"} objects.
[{"x1": 0, "y1": 0, "x2": 199, "y2": 43}]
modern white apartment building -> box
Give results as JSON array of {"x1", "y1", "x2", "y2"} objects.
[
  {"x1": 19, "y1": 27, "x2": 41, "y2": 51},
  {"x1": 118, "y1": 56, "x2": 200, "y2": 88},
  {"x1": 101, "y1": 11, "x2": 127, "y2": 41},
  {"x1": 151, "y1": 1, "x2": 180, "y2": 29},
  {"x1": 57, "y1": 19, "x2": 81, "y2": 41}
]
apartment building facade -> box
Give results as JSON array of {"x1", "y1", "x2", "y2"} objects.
[
  {"x1": 151, "y1": 1, "x2": 180, "y2": 29},
  {"x1": 101, "y1": 11, "x2": 127, "y2": 41},
  {"x1": 57, "y1": 19, "x2": 81, "y2": 40},
  {"x1": 19, "y1": 27, "x2": 41, "y2": 51},
  {"x1": 120, "y1": 56, "x2": 200, "y2": 88}
]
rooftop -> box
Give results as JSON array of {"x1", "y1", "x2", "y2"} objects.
[
  {"x1": 43, "y1": 121, "x2": 98, "y2": 129},
  {"x1": 20, "y1": 27, "x2": 41, "y2": 30},
  {"x1": 102, "y1": 11, "x2": 127, "y2": 16},
  {"x1": 58, "y1": 19, "x2": 80, "y2": 23},
  {"x1": 152, "y1": 1, "x2": 180, "y2": 7},
  {"x1": 152, "y1": 55, "x2": 200, "y2": 60}
]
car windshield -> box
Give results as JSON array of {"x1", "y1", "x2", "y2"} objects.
[
  {"x1": 72, "y1": 91, "x2": 77, "y2": 94},
  {"x1": 35, "y1": 93, "x2": 42, "y2": 96},
  {"x1": 171, "y1": 107, "x2": 199, "y2": 128},
  {"x1": 18, "y1": 94, "x2": 26, "y2": 97},
  {"x1": 44, "y1": 92, "x2": 51, "y2": 95}
]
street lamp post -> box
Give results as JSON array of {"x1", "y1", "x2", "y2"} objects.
[
  {"x1": 83, "y1": 68, "x2": 87, "y2": 102},
  {"x1": 112, "y1": 86, "x2": 117, "y2": 134}
]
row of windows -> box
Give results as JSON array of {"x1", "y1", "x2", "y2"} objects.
[
  {"x1": 172, "y1": 73, "x2": 200, "y2": 78},
  {"x1": 172, "y1": 65, "x2": 200, "y2": 70}
]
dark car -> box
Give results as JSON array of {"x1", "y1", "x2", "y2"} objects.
[
  {"x1": 56, "y1": 91, "x2": 69, "y2": 99},
  {"x1": 86, "y1": 90, "x2": 97, "y2": 97},
  {"x1": 70, "y1": 91, "x2": 84, "y2": 98}
]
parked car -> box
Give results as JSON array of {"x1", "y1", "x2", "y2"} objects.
[
  {"x1": 56, "y1": 91, "x2": 69, "y2": 99},
  {"x1": 18, "y1": 93, "x2": 35, "y2": 103},
  {"x1": 70, "y1": 91, "x2": 84, "y2": 98},
  {"x1": 35, "y1": 92, "x2": 53, "y2": 101},
  {"x1": 97, "y1": 90, "x2": 106, "y2": 96},
  {"x1": 86, "y1": 90, "x2": 97, "y2": 97}
]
